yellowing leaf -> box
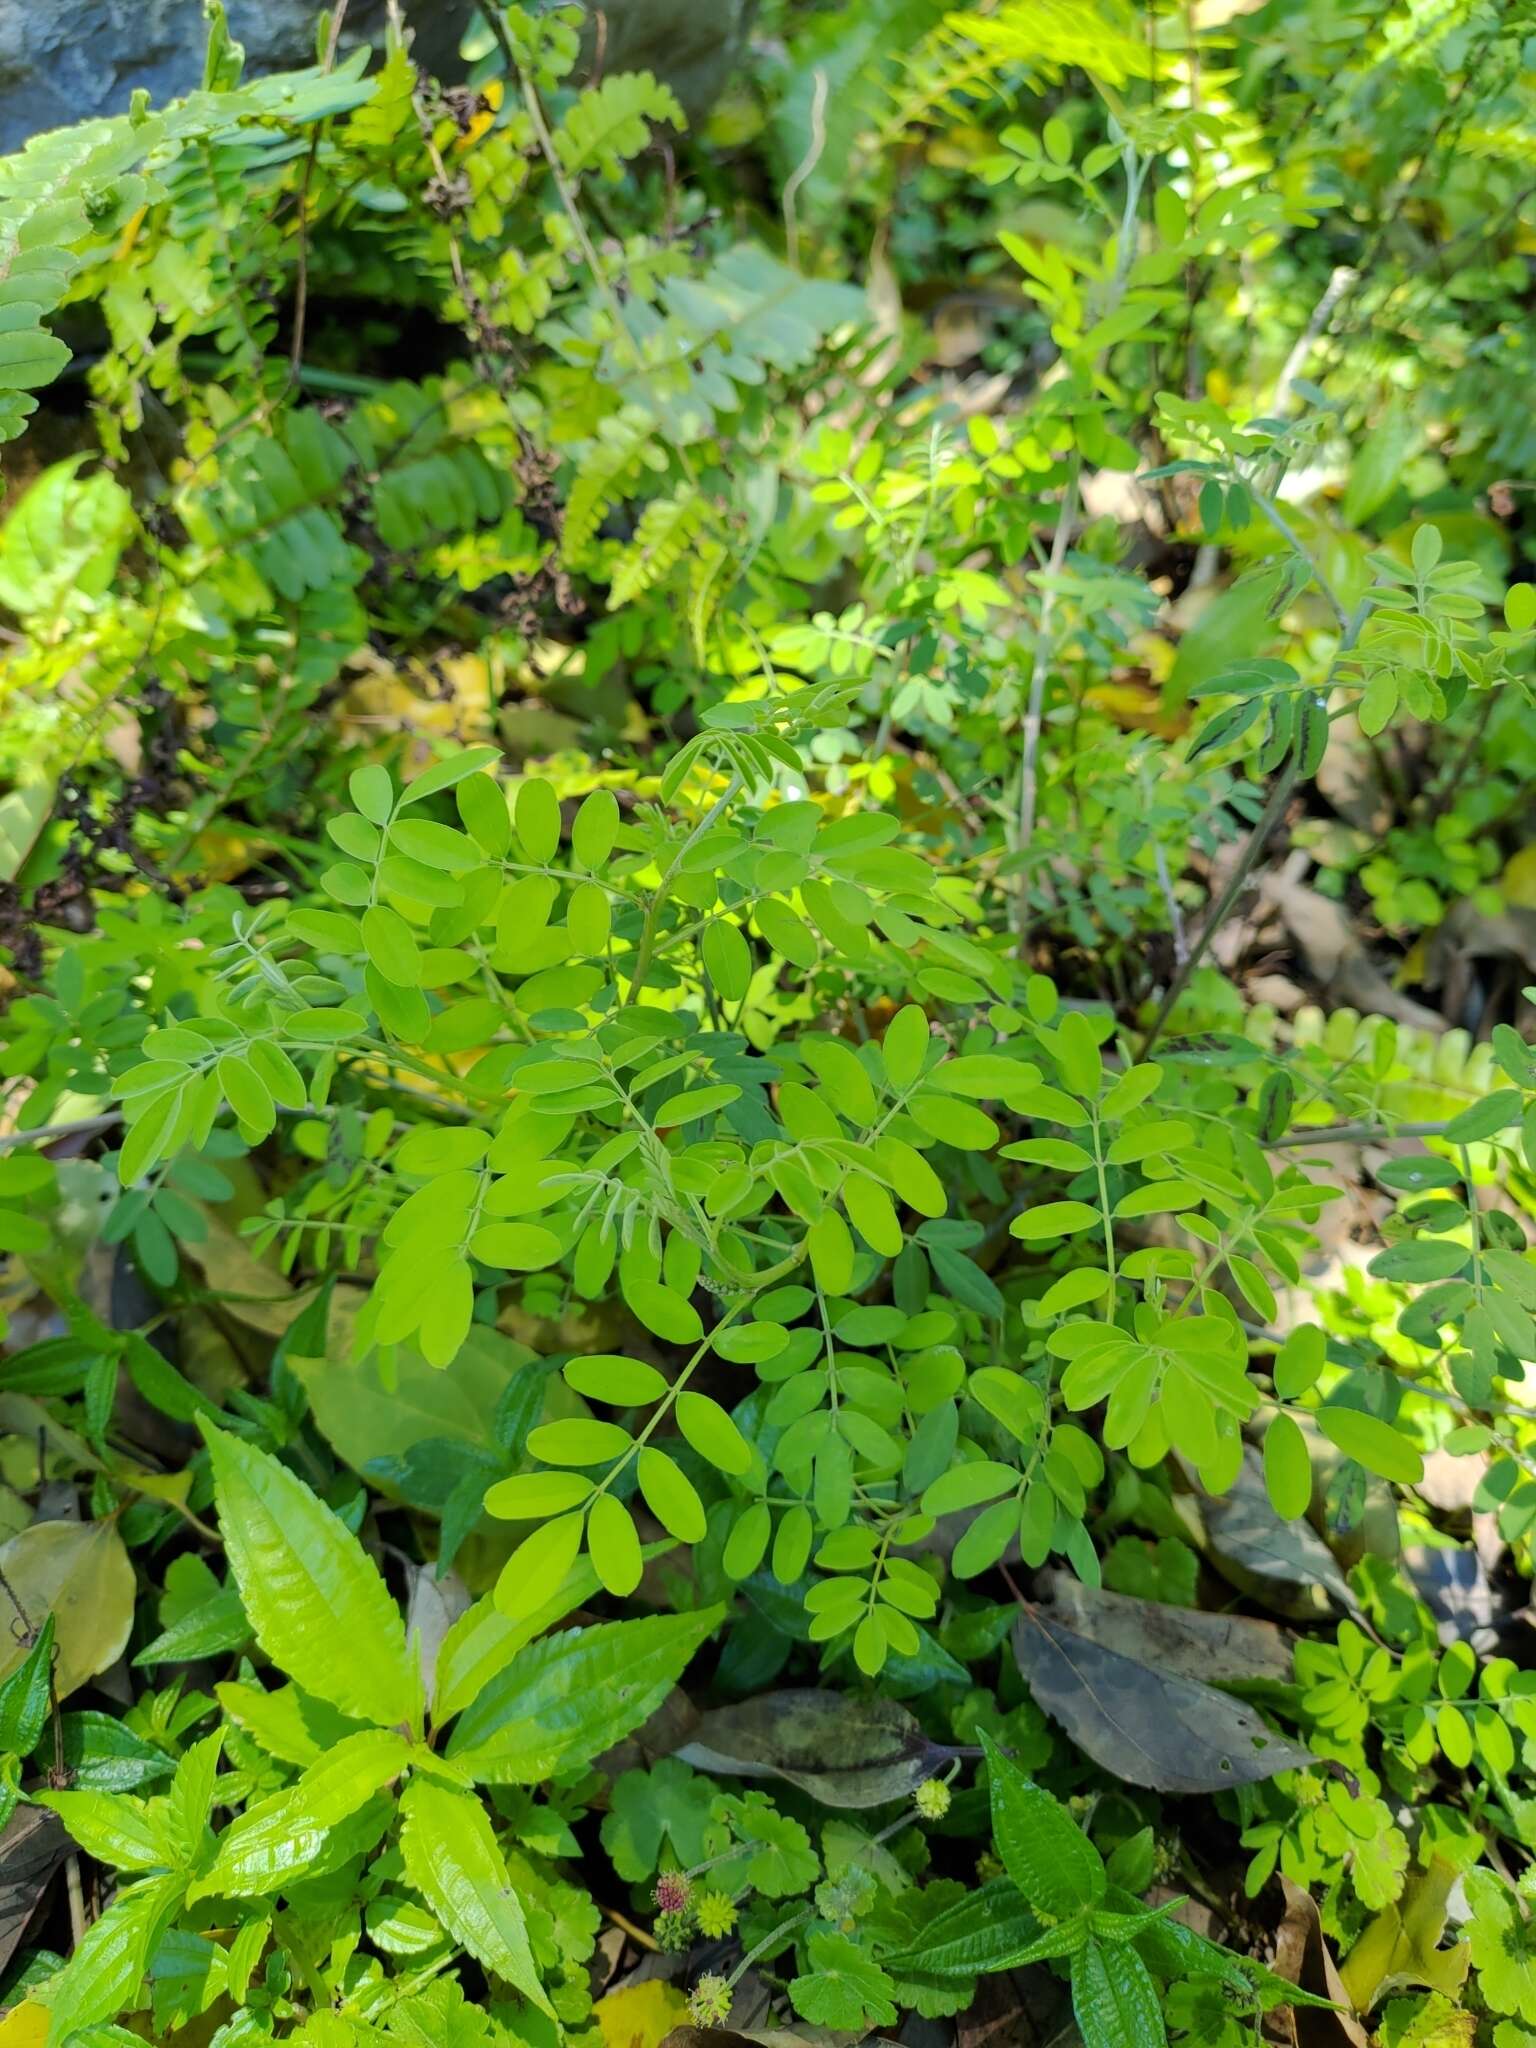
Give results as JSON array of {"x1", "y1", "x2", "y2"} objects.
[
  {"x1": 596, "y1": 1978, "x2": 690, "y2": 2048},
  {"x1": 0, "y1": 1520, "x2": 133, "y2": 1700},
  {"x1": 0, "y1": 2003, "x2": 47, "y2": 2047}
]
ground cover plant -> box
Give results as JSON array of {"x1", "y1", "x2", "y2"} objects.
[{"x1": 2, "y1": 0, "x2": 1536, "y2": 2044}]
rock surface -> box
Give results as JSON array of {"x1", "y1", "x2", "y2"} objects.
[{"x1": 0, "y1": 0, "x2": 752, "y2": 155}]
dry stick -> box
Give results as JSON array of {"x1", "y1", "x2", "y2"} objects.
[
  {"x1": 1270, "y1": 263, "x2": 1356, "y2": 415},
  {"x1": 1013, "y1": 466, "x2": 1078, "y2": 922},
  {"x1": 287, "y1": 0, "x2": 351, "y2": 384},
  {"x1": 1139, "y1": 594, "x2": 1373, "y2": 1059},
  {"x1": 1013, "y1": 146, "x2": 1144, "y2": 944}
]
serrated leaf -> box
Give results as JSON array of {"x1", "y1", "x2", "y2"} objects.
[
  {"x1": 190, "y1": 1729, "x2": 408, "y2": 1899},
  {"x1": 980, "y1": 1731, "x2": 1104, "y2": 1917},
  {"x1": 399, "y1": 1776, "x2": 549, "y2": 2012},
  {"x1": 200, "y1": 1423, "x2": 418, "y2": 1732},
  {"x1": 1012, "y1": 1608, "x2": 1313, "y2": 1794},
  {"x1": 1072, "y1": 1938, "x2": 1167, "y2": 2048},
  {"x1": 446, "y1": 1607, "x2": 722, "y2": 1782}
]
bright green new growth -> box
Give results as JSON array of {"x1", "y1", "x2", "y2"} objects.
[{"x1": 3, "y1": 0, "x2": 1536, "y2": 2044}]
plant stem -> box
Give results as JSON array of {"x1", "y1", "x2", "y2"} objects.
[
  {"x1": 1014, "y1": 464, "x2": 1079, "y2": 927},
  {"x1": 1139, "y1": 593, "x2": 1372, "y2": 1058}
]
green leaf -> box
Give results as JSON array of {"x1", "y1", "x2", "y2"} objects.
[
  {"x1": 190, "y1": 1729, "x2": 408, "y2": 1898},
  {"x1": 399, "y1": 1776, "x2": 550, "y2": 2012},
  {"x1": 637, "y1": 1446, "x2": 707, "y2": 1541},
  {"x1": 789, "y1": 1934, "x2": 898, "y2": 2029},
  {"x1": 362, "y1": 904, "x2": 423, "y2": 988},
  {"x1": 624, "y1": 1278, "x2": 703, "y2": 1344},
  {"x1": 41, "y1": 1872, "x2": 183, "y2": 2046},
  {"x1": 1316, "y1": 1406, "x2": 1423, "y2": 1484},
  {"x1": 527, "y1": 1418, "x2": 631, "y2": 1465},
  {"x1": 571, "y1": 788, "x2": 619, "y2": 869},
  {"x1": 0, "y1": 1613, "x2": 55, "y2": 1753},
  {"x1": 199, "y1": 1423, "x2": 419, "y2": 1732},
  {"x1": 1262, "y1": 1412, "x2": 1313, "y2": 1520},
  {"x1": 436, "y1": 1547, "x2": 672, "y2": 1725},
  {"x1": 981, "y1": 1730, "x2": 1104, "y2": 1918},
  {"x1": 1442, "y1": 1090, "x2": 1522, "y2": 1144},
  {"x1": 883, "y1": 1876, "x2": 1039, "y2": 1978},
  {"x1": 882, "y1": 1004, "x2": 930, "y2": 1089},
  {"x1": 37, "y1": 1790, "x2": 162, "y2": 1872},
  {"x1": 1011, "y1": 1200, "x2": 1100, "y2": 1241},
  {"x1": 468, "y1": 1222, "x2": 563, "y2": 1270},
  {"x1": 445, "y1": 1607, "x2": 723, "y2": 1783},
  {"x1": 1071, "y1": 1939, "x2": 1167, "y2": 2048},
  {"x1": 676, "y1": 1391, "x2": 752, "y2": 1475},
  {"x1": 492, "y1": 1512, "x2": 587, "y2": 1620},
  {"x1": 562, "y1": 1355, "x2": 667, "y2": 1404},
  {"x1": 515, "y1": 778, "x2": 561, "y2": 863},
  {"x1": 349, "y1": 764, "x2": 394, "y2": 823}
]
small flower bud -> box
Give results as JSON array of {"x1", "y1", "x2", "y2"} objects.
[
  {"x1": 654, "y1": 1870, "x2": 691, "y2": 1914},
  {"x1": 689, "y1": 1973, "x2": 733, "y2": 2026},
  {"x1": 914, "y1": 1776, "x2": 951, "y2": 1820},
  {"x1": 695, "y1": 1890, "x2": 738, "y2": 1937},
  {"x1": 656, "y1": 1909, "x2": 694, "y2": 1953}
]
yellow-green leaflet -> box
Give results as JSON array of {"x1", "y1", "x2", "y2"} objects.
[
  {"x1": 200, "y1": 1423, "x2": 419, "y2": 1733},
  {"x1": 399, "y1": 1776, "x2": 550, "y2": 2012},
  {"x1": 446, "y1": 1608, "x2": 723, "y2": 1784}
]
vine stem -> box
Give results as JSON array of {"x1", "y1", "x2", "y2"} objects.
[
  {"x1": 1013, "y1": 465, "x2": 1079, "y2": 916},
  {"x1": 625, "y1": 771, "x2": 742, "y2": 1004},
  {"x1": 1012, "y1": 143, "x2": 1145, "y2": 941},
  {"x1": 1263, "y1": 1116, "x2": 1462, "y2": 1151},
  {"x1": 1139, "y1": 592, "x2": 1372, "y2": 1059}
]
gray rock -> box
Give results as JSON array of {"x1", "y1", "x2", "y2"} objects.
[
  {"x1": 0, "y1": 0, "x2": 750, "y2": 156},
  {"x1": 0, "y1": 1, "x2": 472, "y2": 154},
  {"x1": 582, "y1": 0, "x2": 757, "y2": 123}
]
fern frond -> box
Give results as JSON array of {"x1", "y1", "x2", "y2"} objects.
[
  {"x1": 884, "y1": 0, "x2": 1159, "y2": 140},
  {"x1": 562, "y1": 406, "x2": 669, "y2": 564},
  {"x1": 553, "y1": 72, "x2": 683, "y2": 182},
  {"x1": 572, "y1": 245, "x2": 864, "y2": 438},
  {"x1": 0, "y1": 116, "x2": 166, "y2": 445},
  {"x1": 607, "y1": 487, "x2": 703, "y2": 608}
]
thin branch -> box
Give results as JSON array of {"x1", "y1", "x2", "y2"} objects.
[
  {"x1": 1264, "y1": 1116, "x2": 1459, "y2": 1152},
  {"x1": 0, "y1": 1113, "x2": 123, "y2": 1155},
  {"x1": 1140, "y1": 593, "x2": 1373, "y2": 1057},
  {"x1": 287, "y1": 0, "x2": 351, "y2": 385},
  {"x1": 1014, "y1": 467, "x2": 1078, "y2": 888}
]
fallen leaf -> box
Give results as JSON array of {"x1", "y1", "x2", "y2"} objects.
[
  {"x1": 406, "y1": 1563, "x2": 472, "y2": 1710},
  {"x1": 1188, "y1": 1449, "x2": 1363, "y2": 1622},
  {"x1": 1339, "y1": 1859, "x2": 1469, "y2": 2011},
  {"x1": 0, "y1": 2003, "x2": 47, "y2": 2046},
  {"x1": 1271, "y1": 1877, "x2": 1370, "y2": 2048},
  {"x1": 291, "y1": 1322, "x2": 539, "y2": 1478},
  {"x1": 0, "y1": 1809, "x2": 68, "y2": 1982},
  {"x1": 675, "y1": 1691, "x2": 957, "y2": 1808},
  {"x1": 659, "y1": 2032, "x2": 856, "y2": 2048},
  {"x1": 1012, "y1": 1605, "x2": 1313, "y2": 1795},
  {"x1": 598, "y1": 1978, "x2": 692, "y2": 2048},
  {"x1": 1035, "y1": 1569, "x2": 1295, "y2": 1686},
  {"x1": 1264, "y1": 878, "x2": 1445, "y2": 1032},
  {"x1": 179, "y1": 1207, "x2": 300, "y2": 1336},
  {"x1": 0, "y1": 1519, "x2": 134, "y2": 1697}
]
